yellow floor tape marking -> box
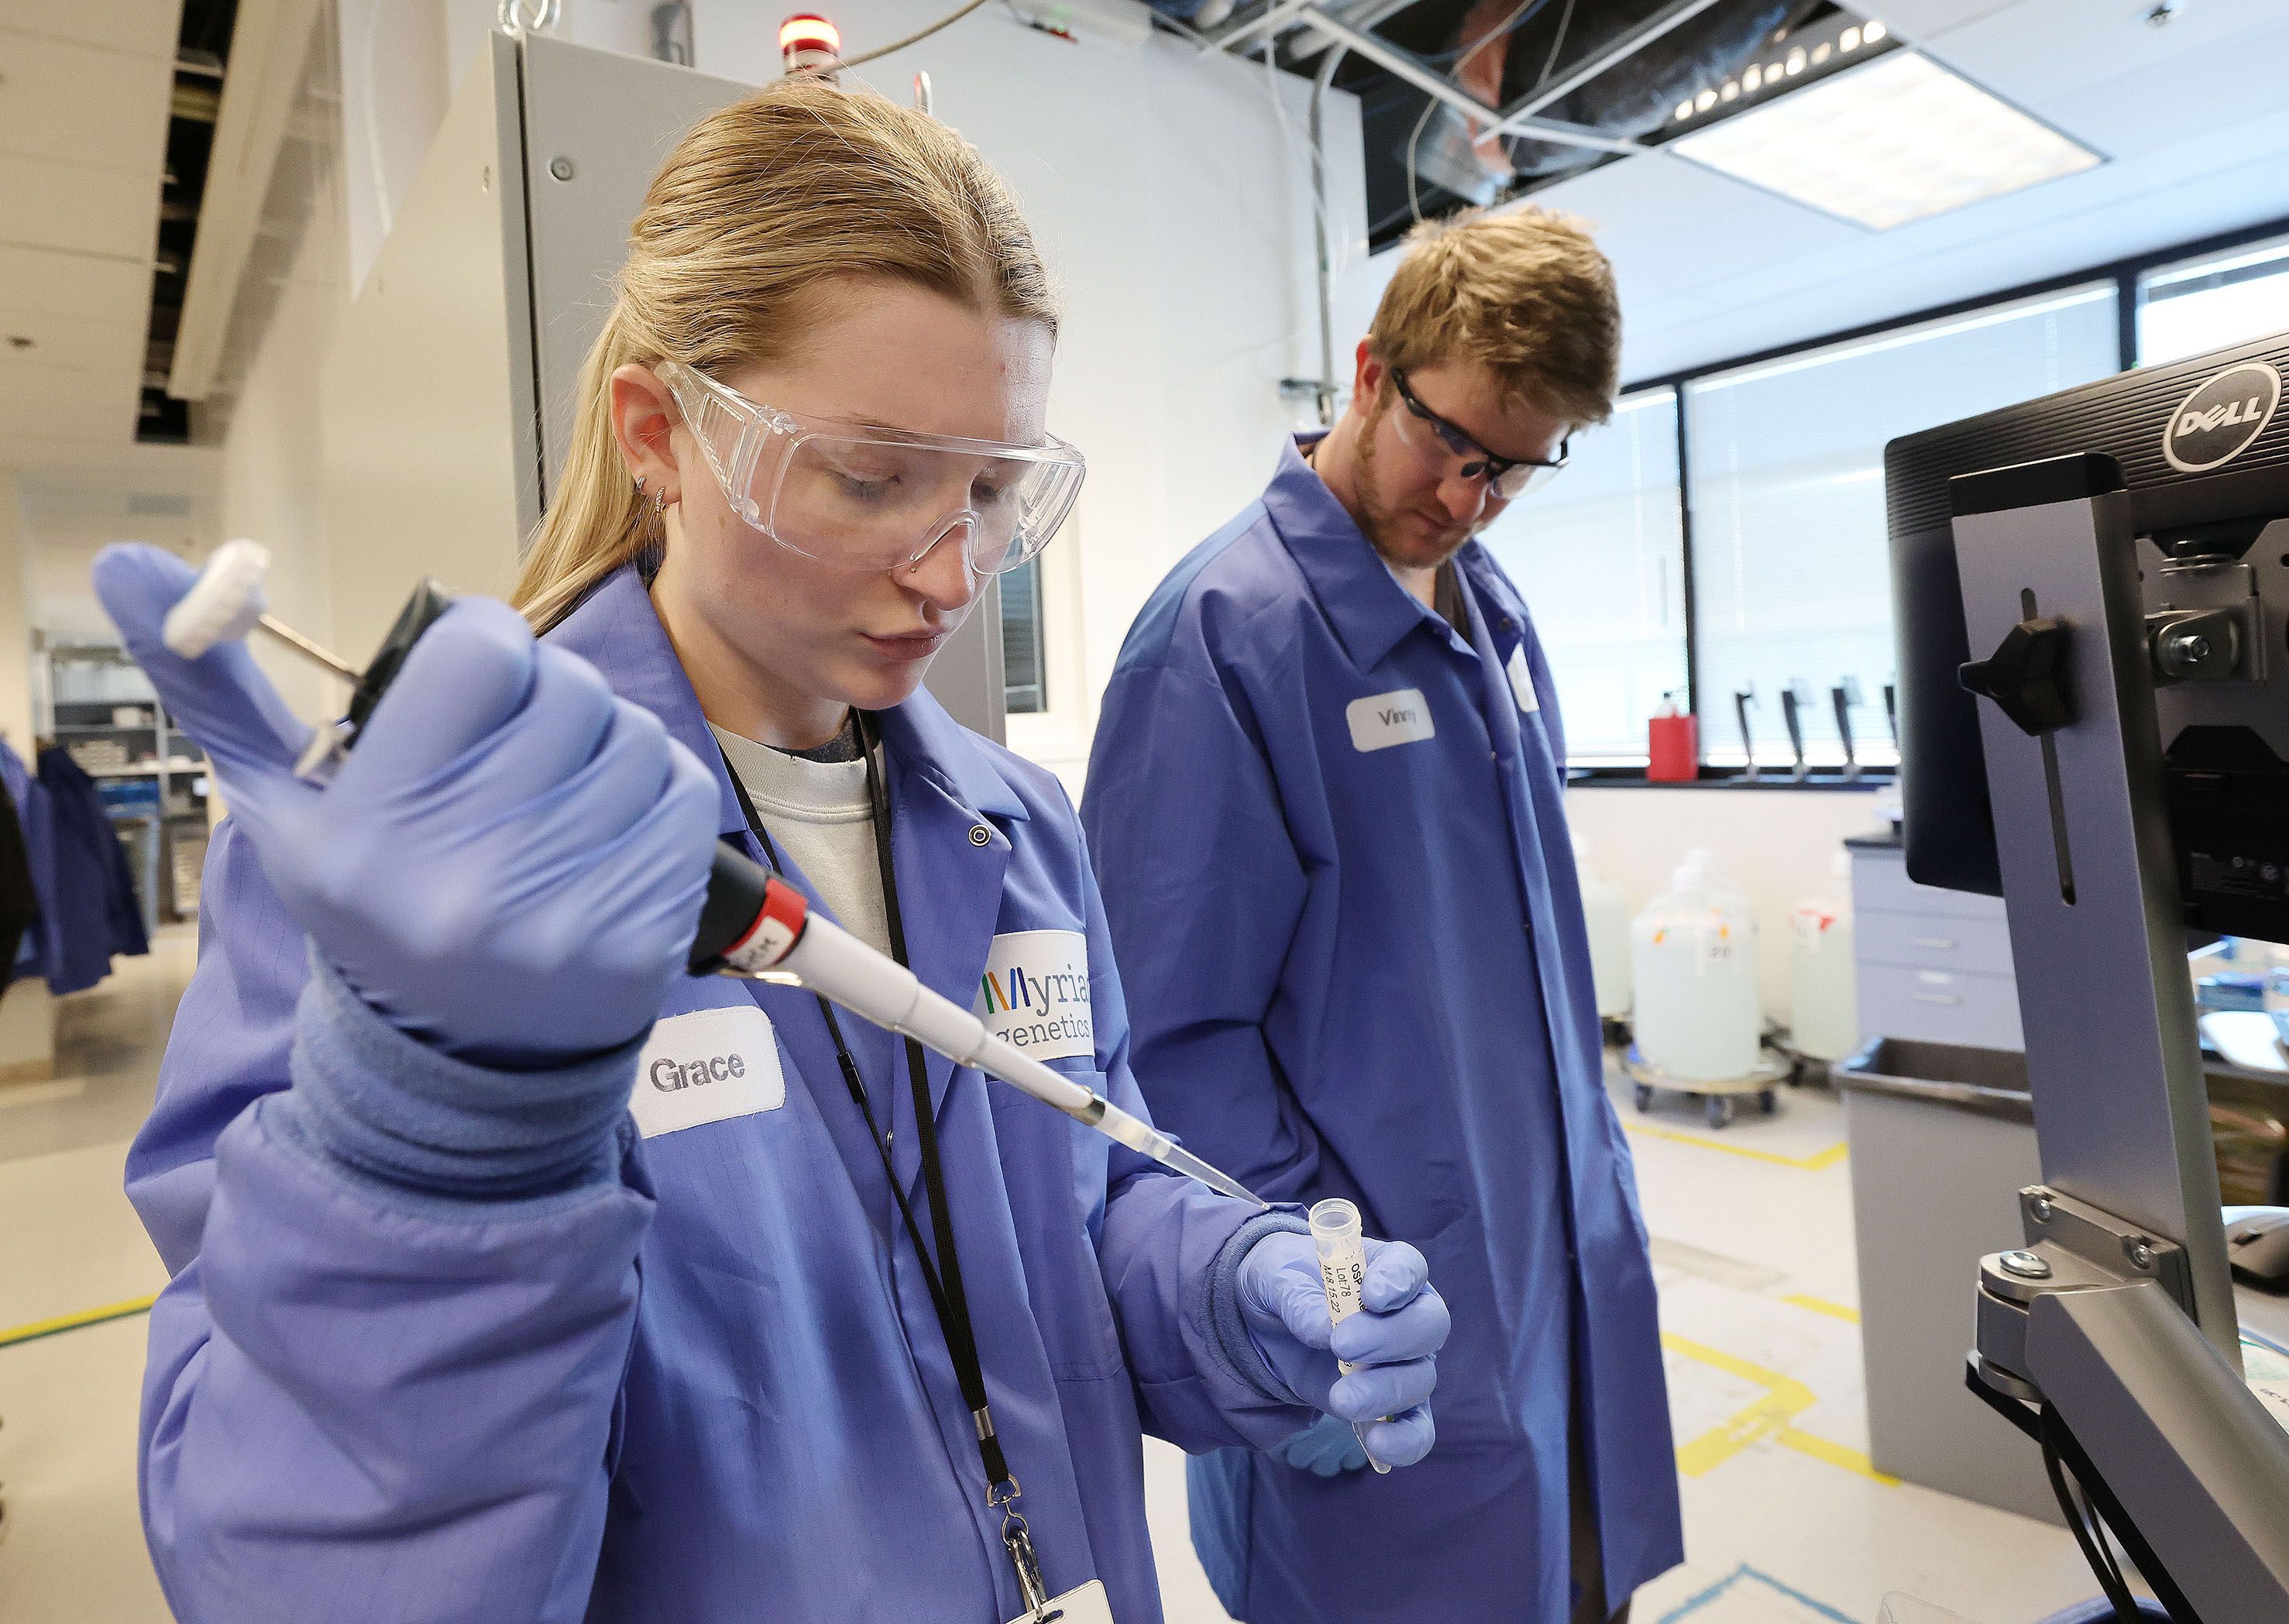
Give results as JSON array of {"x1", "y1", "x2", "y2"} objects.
[
  {"x1": 1624, "y1": 1121, "x2": 1850, "y2": 1172},
  {"x1": 1780, "y1": 1293, "x2": 1861, "y2": 1324},
  {"x1": 1662, "y1": 1331, "x2": 1898, "y2": 1486},
  {"x1": 0, "y1": 1293, "x2": 160, "y2": 1350},
  {"x1": 1774, "y1": 1427, "x2": 1898, "y2": 1484}
]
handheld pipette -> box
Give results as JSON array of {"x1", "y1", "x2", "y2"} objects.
[
  {"x1": 155, "y1": 542, "x2": 1267, "y2": 1209},
  {"x1": 1308, "y1": 1197, "x2": 1391, "y2": 1474},
  {"x1": 688, "y1": 863, "x2": 1264, "y2": 1204}
]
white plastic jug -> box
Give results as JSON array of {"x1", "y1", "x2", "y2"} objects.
[
  {"x1": 1631, "y1": 864, "x2": 1761, "y2": 1082},
  {"x1": 1789, "y1": 849, "x2": 1859, "y2": 1062},
  {"x1": 1679, "y1": 846, "x2": 1755, "y2": 928},
  {"x1": 1573, "y1": 838, "x2": 1633, "y2": 1021}
]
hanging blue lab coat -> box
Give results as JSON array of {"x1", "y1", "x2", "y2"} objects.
[
  {"x1": 40, "y1": 745, "x2": 149, "y2": 971},
  {"x1": 126, "y1": 565, "x2": 1315, "y2": 1624},
  {"x1": 1, "y1": 738, "x2": 64, "y2": 990},
  {"x1": 1084, "y1": 439, "x2": 1682, "y2": 1622}
]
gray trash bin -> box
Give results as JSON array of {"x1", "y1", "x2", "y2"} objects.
[{"x1": 1834, "y1": 1038, "x2": 2060, "y2": 1524}]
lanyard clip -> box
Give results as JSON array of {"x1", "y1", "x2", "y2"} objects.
[
  {"x1": 995, "y1": 1482, "x2": 1057, "y2": 1624},
  {"x1": 1001, "y1": 1509, "x2": 1056, "y2": 1622}
]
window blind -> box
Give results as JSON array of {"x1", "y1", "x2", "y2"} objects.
[
  {"x1": 2139, "y1": 232, "x2": 2289, "y2": 366},
  {"x1": 1685, "y1": 284, "x2": 2119, "y2": 766},
  {"x1": 1480, "y1": 389, "x2": 1688, "y2": 764}
]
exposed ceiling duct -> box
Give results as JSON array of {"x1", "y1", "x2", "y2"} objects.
[
  {"x1": 1416, "y1": 0, "x2": 1825, "y2": 203},
  {"x1": 1181, "y1": 0, "x2": 1860, "y2": 249},
  {"x1": 139, "y1": 0, "x2": 242, "y2": 445}
]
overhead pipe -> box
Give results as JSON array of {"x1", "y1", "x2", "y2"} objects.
[
  {"x1": 1294, "y1": 6, "x2": 1640, "y2": 155},
  {"x1": 1480, "y1": 0, "x2": 1730, "y2": 141},
  {"x1": 1202, "y1": 0, "x2": 1319, "y2": 55},
  {"x1": 1307, "y1": 42, "x2": 1347, "y2": 426},
  {"x1": 167, "y1": 0, "x2": 328, "y2": 402}
]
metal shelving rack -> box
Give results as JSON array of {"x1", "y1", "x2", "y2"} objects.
[{"x1": 41, "y1": 644, "x2": 209, "y2": 929}]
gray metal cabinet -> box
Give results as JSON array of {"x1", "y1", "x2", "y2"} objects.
[
  {"x1": 321, "y1": 33, "x2": 1009, "y2": 740},
  {"x1": 1851, "y1": 843, "x2": 2023, "y2": 1049}
]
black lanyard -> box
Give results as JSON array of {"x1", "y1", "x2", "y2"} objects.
[{"x1": 717, "y1": 716, "x2": 1016, "y2": 1502}]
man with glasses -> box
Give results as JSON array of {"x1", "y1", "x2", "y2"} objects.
[{"x1": 1084, "y1": 208, "x2": 1679, "y2": 1624}]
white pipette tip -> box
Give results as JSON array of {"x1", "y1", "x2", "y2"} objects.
[{"x1": 163, "y1": 538, "x2": 273, "y2": 658}]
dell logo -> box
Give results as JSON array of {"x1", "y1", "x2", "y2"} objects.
[{"x1": 2163, "y1": 362, "x2": 2280, "y2": 474}]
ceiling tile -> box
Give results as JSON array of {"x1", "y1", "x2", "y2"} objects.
[
  {"x1": 1516, "y1": 0, "x2": 2289, "y2": 384},
  {"x1": 1621, "y1": 118, "x2": 2289, "y2": 381},
  {"x1": 0, "y1": 151, "x2": 161, "y2": 261},
  {"x1": 1923, "y1": 0, "x2": 2289, "y2": 105},
  {"x1": 1537, "y1": 149, "x2": 1863, "y2": 294},
  {"x1": 0, "y1": 1, "x2": 180, "y2": 58},
  {"x1": 0, "y1": 241, "x2": 152, "y2": 325},
  {"x1": 0, "y1": 29, "x2": 174, "y2": 174},
  {"x1": 2024, "y1": 19, "x2": 2289, "y2": 158},
  {"x1": 0, "y1": 436, "x2": 216, "y2": 481},
  {"x1": 0, "y1": 307, "x2": 144, "y2": 374},
  {"x1": 1876, "y1": 0, "x2": 2026, "y2": 39},
  {"x1": 0, "y1": 355, "x2": 139, "y2": 443}
]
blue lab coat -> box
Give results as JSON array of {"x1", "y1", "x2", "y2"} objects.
[
  {"x1": 126, "y1": 565, "x2": 1314, "y2": 1624},
  {"x1": 1084, "y1": 439, "x2": 1682, "y2": 1622},
  {"x1": 40, "y1": 744, "x2": 148, "y2": 972},
  {"x1": 2, "y1": 737, "x2": 67, "y2": 990}
]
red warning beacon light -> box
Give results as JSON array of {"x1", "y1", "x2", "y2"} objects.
[{"x1": 781, "y1": 14, "x2": 841, "y2": 76}]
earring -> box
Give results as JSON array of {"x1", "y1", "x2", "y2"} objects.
[
  {"x1": 634, "y1": 475, "x2": 648, "y2": 496},
  {"x1": 652, "y1": 489, "x2": 667, "y2": 516}
]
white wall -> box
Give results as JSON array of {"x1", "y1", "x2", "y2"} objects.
[
  {"x1": 0, "y1": 475, "x2": 33, "y2": 748},
  {"x1": 345, "y1": 0, "x2": 679, "y2": 300},
  {"x1": 1567, "y1": 783, "x2": 1890, "y2": 1017},
  {"x1": 218, "y1": 158, "x2": 351, "y2": 719},
  {"x1": 689, "y1": 4, "x2": 1365, "y2": 784},
  {"x1": 336, "y1": 0, "x2": 453, "y2": 297}
]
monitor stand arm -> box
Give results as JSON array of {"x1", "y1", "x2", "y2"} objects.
[{"x1": 1947, "y1": 455, "x2": 2289, "y2": 1623}]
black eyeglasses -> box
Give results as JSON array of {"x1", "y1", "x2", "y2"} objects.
[{"x1": 1390, "y1": 369, "x2": 1569, "y2": 499}]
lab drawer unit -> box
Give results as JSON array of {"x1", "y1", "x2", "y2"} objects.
[{"x1": 1849, "y1": 843, "x2": 2023, "y2": 1050}]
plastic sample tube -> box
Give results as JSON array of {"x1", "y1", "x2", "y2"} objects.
[{"x1": 1308, "y1": 1197, "x2": 1390, "y2": 1474}]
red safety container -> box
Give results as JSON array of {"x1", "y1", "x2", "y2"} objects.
[{"x1": 1648, "y1": 704, "x2": 1698, "y2": 782}]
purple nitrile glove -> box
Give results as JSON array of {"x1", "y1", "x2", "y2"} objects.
[
  {"x1": 93, "y1": 542, "x2": 717, "y2": 1070},
  {"x1": 1236, "y1": 1229, "x2": 1447, "y2": 1469}
]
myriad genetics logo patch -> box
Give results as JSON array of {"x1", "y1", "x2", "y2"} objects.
[{"x1": 974, "y1": 929, "x2": 1095, "y2": 1060}]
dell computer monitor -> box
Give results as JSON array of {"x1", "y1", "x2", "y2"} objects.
[{"x1": 1885, "y1": 328, "x2": 2289, "y2": 941}]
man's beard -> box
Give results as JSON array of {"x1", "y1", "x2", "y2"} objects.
[{"x1": 1353, "y1": 397, "x2": 1480, "y2": 572}]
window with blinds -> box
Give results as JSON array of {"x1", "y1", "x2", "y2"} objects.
[
  {"x1": 1479, "y1": 388, "x2": 1688, "y2": 764},
  {"x1": 2139, "y1": 232, "x2": 2289, "y2": 366},
  {"x1": 1000, "y1": 555, "x2": 1047, "y2": 716},
  {"x1": 1684, "y1": 284, "x2": 2120, "y2": 767}
]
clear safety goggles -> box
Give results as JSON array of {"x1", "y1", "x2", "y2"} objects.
[
  {"x1": 1390, "y1": 368, "x2": 1569, "y2": 500},
  {"x1": 658, "y1": 361, "x2": 1086, "y2": 576}
]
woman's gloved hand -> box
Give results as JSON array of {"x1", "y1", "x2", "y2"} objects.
[
  {"x1": 1236, "y1": 1230, "x2": 1447, "y2": 1469},
  {"x1": 1273, "y1": 1412, "x2": 1370, "y2": 1477},
  {"x1": 93, "y1": 544, "x2": 718, "y2": 1070}
]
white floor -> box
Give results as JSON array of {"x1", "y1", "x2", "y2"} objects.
[
  {"x1": 0, "y1": 940, "x2": 2122, "y2": 1622},
  {"x1": 0, "y1": 930, "x2": 188, "y2": 1624}
]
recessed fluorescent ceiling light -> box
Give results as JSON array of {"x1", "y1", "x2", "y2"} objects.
[{"x1": 1671, "y1": 50, "x2": 2100, "y2": 231}]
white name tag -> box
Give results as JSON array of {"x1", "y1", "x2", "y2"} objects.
[
  {"x1": 1006, "y1": 1580, "x2": 1115, "y2": 1624},
  {"x1": 627, "y1": 1004, "x2": 787, "y2": 1138},
  {"x1": 974, "y1": 929, "x2": 1095, "y2": 1061},
  {"x1": 1346, "y1": 688, "x2": 1435, "y2": 753},
  {"x1": 1506, "y1": 644, "x2": 1540, "y2": 714}
]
